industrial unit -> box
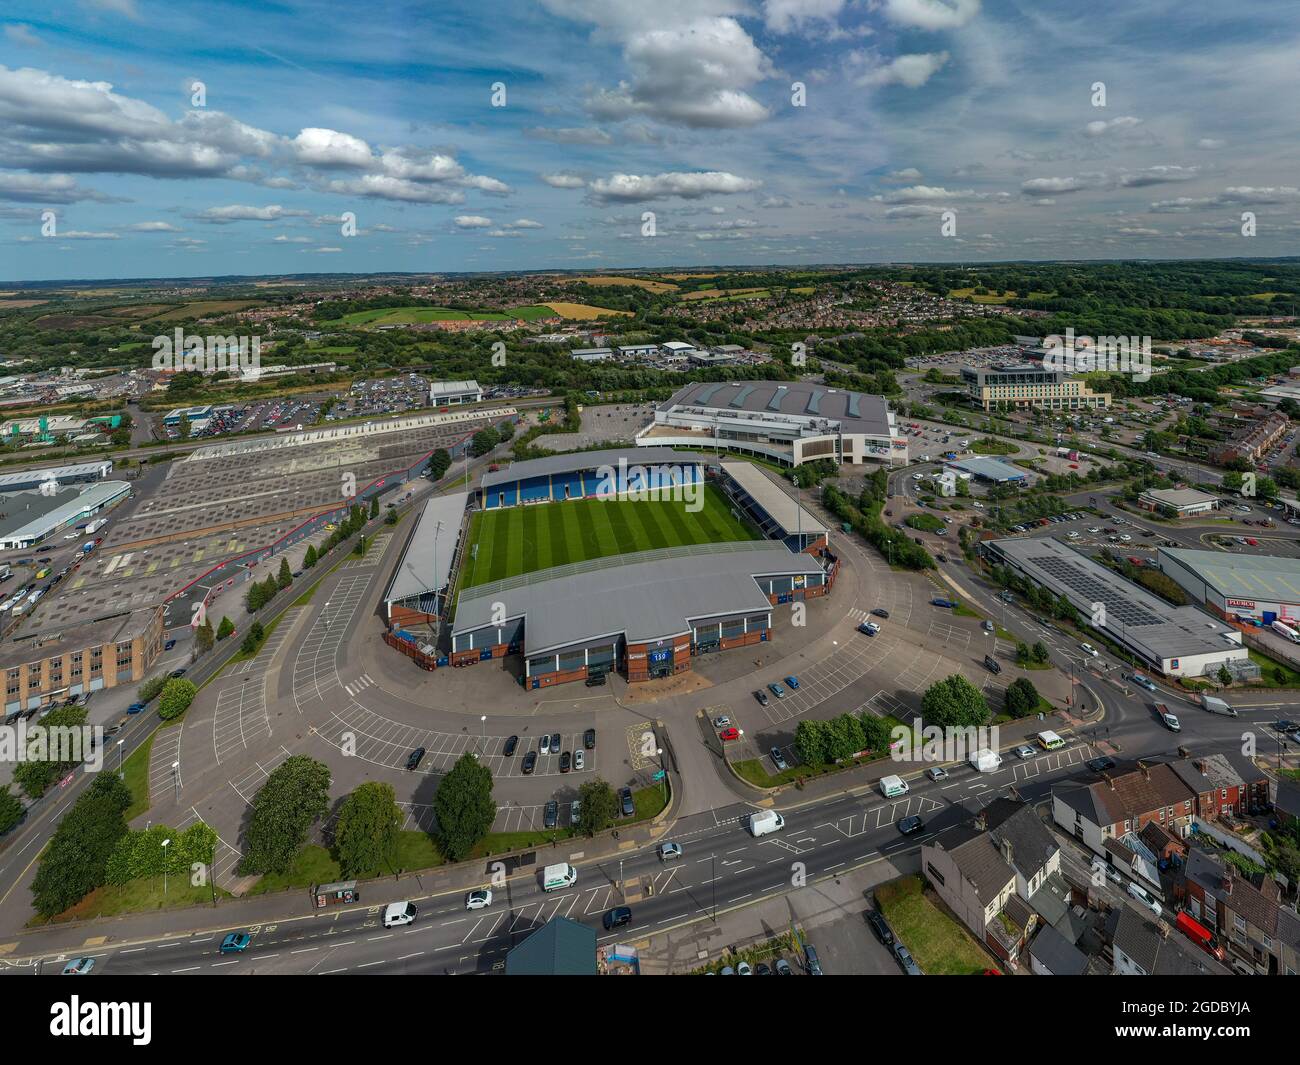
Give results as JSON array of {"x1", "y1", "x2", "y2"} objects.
[
  {"x1": 450, "y1": 541, "x2": 834, "y2": 687},
  {"x1": 980, "y1": 536, "x2": 1252, "y2": 679},
  {"x1": 636, "y1": 379, "x2": 905, "y2": 468},
  {"x1": 429, "y1": 379, "x2": 483, "y2": 406},
  {"x1": 945, "y1": 456, "x2": 1029, "y2": 484},
  {"x1": 0, "y1": 480, "x2": 130, "y2": 550},
  {"x1": 1157, "y1": 547, "x2": 1300, "y2": 627}
]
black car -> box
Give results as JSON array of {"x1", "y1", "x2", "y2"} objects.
[
  {"x1": 620, "y1": 787, "x2": 634, "y2": 817},
  {"x1": 503, "y1": 735, "x2": 518, "y2": 757},
  {"x1": 754, "y1": 688, "x2": 769, "y2": 707},
  {"x1": 583, "y1": 728, "x2": 596, "y2": 750},
  {"x1": 559, "y1": 751, "x2": 571, "y2": 773},
  {"x1": 602, "y1": 906, "x2": 632, "y2": 930},
  {"x1": 1273, "y1": 720, "x2": 1300, "y2": 735},
  {"x1": 584, "y1": 673, "x2": 606, "y2": 687},
  {"x1": 170, "y1": 668, "x2": 187, "y2": 679},
  {"x1": 405, "y1": 747, "x2": 426, "y2": 771},
  {"x1": 872, "y1": 608, "x2": 890, "y2": 619},
  {"x1": 550, "y1": 732, "x2": 562, "y2": 753},
  {"x1": 983, "y1": 654, "x2": 1002, "y2": 675},
  {"x1": 865, "y1": 909, "x2": 894, "y2": 947},
  {"x1": 522, "y1": 750, "x2": 537, "y2": 774},
  {"x1": 897, "y1": 815, "x2": 925, "y2": 835},
  {"x1": 543, "y1": 800, "x2": 559, "y2": 829},
  {"x1": 1086, "y1": 755, "x2": 1117, "y2": 773}
]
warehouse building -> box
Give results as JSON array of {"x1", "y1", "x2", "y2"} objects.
[
  {"x1": 637, "y1": 379, "x2": 905, "y2": 468},
  {"x1": 980, "y1": 536, "x2": 1252, "y2": 679},
  {"x1": 1138, "y1": 488, "x2": 1219, "y2": 518},
  {"x1": 429, "y1": 379, "x2": 483, "y2": 407},
  {"x1": 570, "y1": 347, "x2": 614, "y2": 362},
  {"x1": 451, "y1": 541, "x2": 833, "y2": 687},
  {"x1": 946, "y1": 456, "x2": 1029, "y2": 484},
  {"x1": 0, "y1": 480, "x2": 130, "y2": 550},
  {"x1": 382, "y1": 491, "x2": 471, "y2": 626},
  {"x1": 716, "y1": 460, "x2": 828, "y2": 553},
  {"x1": 1157, "y1": 547, "x2": 1300, "y2": 627},
  {"x1": 479, "y1": 447, "x2": 703, "y2": 510},
  {"x1": 0, "y1": 461, "x2": 112, "y2": 494}
]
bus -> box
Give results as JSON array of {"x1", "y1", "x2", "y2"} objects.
[{"x1": 1271, "y1": 619, "x2": 1300, "y2": 644}]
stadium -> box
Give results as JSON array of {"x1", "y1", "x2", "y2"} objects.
[{"x1": 382, "y1": 447, "x2": 839, "y2": 687}]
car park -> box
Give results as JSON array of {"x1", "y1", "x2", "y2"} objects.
[
  {"x1": 754, "y1": 688, "x2": 769, "y2": 706},
  {"x1": 1014, "y1": 745, "x2": 1035, "y2": 760},
  {"x1": 865, "y1": 909, "x2": 894, "y2": 947},
  {"x1": 872, "y1": 608, "x2": 890, "y2": 618},
  {"x1": 713, "y1": 715, "x2": 731, "y2": 729},
  {"x1": 584, "y1": 672, "x2": 606, "y2": 687},
  {"x1": 804, "y1": 944, "x2": 823, "y2": 975},
  {"x1": 539, "y1": 734, "x2": 551, "y2": 755},
  {"x1": 785, "y1": 675, "x2": 800, "y2": 689},
  {"x1": 550, "y1": 732, "x2": 561, "y2": 752},
  {"x1": 583, "y1": 728, "x2": 596, "y2": 749},
  {"x1": 983, "y1": 654, "x2": 1002, "y2": 675},
  {"x1": 859, "y1": 621, "x2": 880, "y2": 636},
  {"x1": 573, "y1": 749, "x2": 585, "y2": 771},
  {"x1": 893, "y1": 942, "x2": 923, "y2": 975},
  {"x1": 719, "y1": 727, "x2": 740, "y2": 741},
  {"x1": 559, "y1": 751, "x2": 571, "y2": 773},
  {"x1": 774, "y1": 958, "x2": 792, "y2": 975},
  {"x1": 768, "y1": 682, "x2": 785, "y2": 698}
]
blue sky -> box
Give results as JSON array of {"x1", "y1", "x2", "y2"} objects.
[{"x1": 2, "y1": 0, "x2": 1299, "y2": 281}]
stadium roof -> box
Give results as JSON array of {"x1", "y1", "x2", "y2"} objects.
[
  {"x1": 384, "y1": 491, "x2": 470, "y2": 604},
  {"x1": 454, "y1": 541, "x2": 824, "y2": 657},
  {"x1": 662, "y1": 380, "x2": 893, "y2": 437},
  {"x1": 1159, "y1": 547, "x2": 1300, "y2": 604},
  {"x1": 947, "y1": 456, "x2": 1028, "y2": 482},
  {"x1": 985, "y1": 537, "x2": 1241, "y2": 665},
  {"x1": 480, "y1": 447, "x2": 703, "y2": 491},
  {"x1": 720, "y1": 461, "x2": 828, "y2": 539}
]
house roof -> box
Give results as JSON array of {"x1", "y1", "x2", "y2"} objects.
[
  {"x1": 505, "y1": 916, "x2": 597, "y2": 975},
  {"x1": 926, "y1": 823, "x2": 1015, "y2": 907},
  {"x1": 982, "y1": 798, "x2": 1059, "y2": 881},
  {"x1": 1184, "y1": 849, "x2": 1280, "y2": 935},
  {"x1": 1058, "y1": 762, "x2": 1196, "y2": 827},
  {"x1": 1113, "y1": 903, "x2": 1229, "y2": 975},
  {"x1": 1167, "y1": 753, "x2": 1244, "y2": 795},
  {"x1": 1030, "y1": 923, "x2": 1089, "y2": 976}
]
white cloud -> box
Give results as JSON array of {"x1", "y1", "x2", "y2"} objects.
[
  {"x1": 540, "y1": 172, "x2": 586, "y2": 189},
  {"x1": 587, "y1": 170, "x2": 761, "y2": 203},
  {"x1": 123, "y1": 221, "x2": 181, "y2": 232},
  {"x1": 199, "y1": 204, "x2": 307, "y2": 222},
  {"x1": 453, "y1": 215, "x2": 494, "y2": 228},
  {"x1": 291, "y1": 128, "x2": 374, "y2": 168},
  {"x1": 763, "y1": 0, "x2": 846, "y2": 34},
  {"x1": 881, "y1": 0, "x2": 980, "y2": 31},
  {"x1": 526, "y1": 127, "x2": 612, "y2": 145},
  {"x1": 1021, "y1": 176, "x2": 1085, "y2": 197},
  {"x1": 1197, "y1": 138, "x2": 1225, "y2": 150},
  {"x1": 856, "y1": 52, "x2": 949, "y2": 89},
  {"x1": 1083, "y1": 116, "x2": 1141, "y2": 137}
]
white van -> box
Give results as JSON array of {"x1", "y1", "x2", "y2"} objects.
[
  {"x1": 748, "y1": 810, "x2": 785, "y2": 837},
  {"x1": 969, "y1": 748, "x2": 1003, "y2": 773},
  {"x1": 542, "y1": 862, "x2": 577, "y2": 891},
  {"x1": 1127, "y1": 881, "x2": 1162, "y2": 918},
  {"x1": 382, "y1": 901, "x2": 417, "y2": 928},
  {"x1": 879, "y1": 775, "x2": 909, "y2": 798}
]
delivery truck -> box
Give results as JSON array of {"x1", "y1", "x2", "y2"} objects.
[
  {"x1": 542, "y1": 863, "x2": 577, "y2": 892},
  {"x1": 969, "y1": 748, "x2": 1003, "y2": 773},
  {"x1": 1201, "y1": 694, "x2": 1238, "y2": 717},
  {"x1": 748, "y1": 810, "x2": 786, "y2": 837}
]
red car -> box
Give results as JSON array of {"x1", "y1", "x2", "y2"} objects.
[
  {"x1": 719, "y1": 727, "x2": 740, "y2": 742},
  {"x1": 1246, "y1": 538, "x2": 1258, "y2": 546}
]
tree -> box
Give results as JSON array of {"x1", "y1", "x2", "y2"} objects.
[
  {"x1": 1031, "y1": 640, "x2": 1051, "y2": 663},
  {"x1": 195, "y1": 618, "x2": 215, "y2": 654},
  {"x1": 429, "y1": 448, "x2": 452, "y2": 480},
  {"x1": 793, "y1": 719, "x2": 829, "y2": 766},
  {"x1": 332, "y1": 782, "x2": 400, "y2": 877},
  {"x1": 369, "y1": 494, "x2": 380, "y2": 519},
  {"x1": 216, "y1": 616, "x2": 235, "y2": 641},
  {"x1": 246, "y1": 581, "x2": 268, "y2": 612},
  {"x1": 277, "y1": 557, "x2": 292, "y2": 590},
  {"x1": 241, "y1": 620, "x2": 265, "y2": 656},
  {"x1": 1217, "y1": 664, "x2": 1233, "y2": 687},
  {"x1": 434, "y1": 752, "x2": 495, "y2": 861},
  {"x1": 12, "y1": 706, "x2": 88, "y2": 798},
  {"x1": 1004, "y1": 678, "x2": 1040, "y2": 718},
  {"x1": 576, "y1": 778, "x2": 618, "y2": 837},
  {"x1": 921, "y1": 674, "x2": 990, "y2": 728},
  {"x1": 0, "y1": 785, "x2": 23, "y2": 836},
  {"x1": 138, "y1": 673, "x2": 167, "y2": 703},
  {"x1": 31, "y1": 773, "x2": 132, "y2": 918},
  {"x1": 239, "y1": 756, "x2": 332, "y2": 875},
  {"x1": 303, "y1": 544, "x2": 318, "y2": 569},
  {"x1": 158, "y1": 678, "x2": 197, "y2": 721},
  {"x1": 470, "y1": 427, "x2": 500, "y2": 457}
]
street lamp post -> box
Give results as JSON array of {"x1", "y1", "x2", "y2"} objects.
[
  {"x1": 480, "y1": 714, "x2": 487, "y2": 752},
  {"x1": 117, "y1": 739, "x2": 124, "y2": 778},
  {"x1": 172, "y1": 760, "x2": 180, "y2": 804},
  {"x1": 161, "y1": 838, "x2": 171, "y2": 896}
]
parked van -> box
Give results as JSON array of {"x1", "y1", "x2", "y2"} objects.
[
  {"x1": 382, "y1": 901, "x2": 417, "y2": 928},
  {"x1": 542, "y1": 862, "x2": 577, "y2": 891},
  {"x1": 1127, "y1": 881, "x2": 1162, "y2": 918},
  {"x1": 879, "y1": 775, "x2": 909, "y2": 798},
  {"x1": 969, "y1": 748, "x2": 1003, "y2": 773},
  {"x1": 1037, "y1": 730, "x2": 1065, "y2": 751},
  {"x1": 748, "y1": 810, "x2": 786, "y2": 837}
]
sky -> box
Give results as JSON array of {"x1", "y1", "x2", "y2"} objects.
[{"x1": 2, "y1": 0, "x2": 1299, "y2": 281}]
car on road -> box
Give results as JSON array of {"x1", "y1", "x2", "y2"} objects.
[
  {"x1": 573, "y1": 749, "x2": 585, "y2": 771},
  {"x1": 713, "y1": 714, "x2": 731, "y2": 729},
  {"x1": 220, "y1": 932, "x2": 251, "y2": 954},
  {"x1": 754, "y1": 688, "x2": 769, "y2": 706},
  {"x1": 169, "y1": 668, "x2": 187, "y2": 678},
  {"x1": 61, "y1": 957, "x2": 96, "y2": 975},
  {"x1": 785, "y1": 675, "x2": 800, "y2": 689},
  {"x1": 897, "y1": 815, "x2": 925, "y2": 835},
  {"x1": 770, "y1": 747, "x2": 789, "y2": 771},
  {"x1": 543, "y1": 800, "x2": 559, "y2": 829},
  {"x1": 1092, "y1": 858, "x2": 1123, "y2": 886},
  {"x1": 1127, "y1": 881, "x2": 1162, "y2": 918},
  {"x1": 382, "y1": 901, "x2": 417, "y2": 928},
  {"x1": 982, "y1": 620, "x2": 995, "y2": 633},
  {"x1": 559, "y1": 751, "x2": 571, "y2": 773},
  {"x1": 584, "y1": 728, "x2": 596, "y2": 749},
  {"x1": 1014, "y1": 745, "x2": 1036, "y2": 760},
  {"x1": 127, "y1": 702, "x2": 146, "y2": 714},
  {"x1": 930, "y1": 597, "x2": 957, "y2": 608},
  {"x1": 858, "y1": 621, "x2": 880, "y2": 636},
  {"x1": 620, "y1": 787, "x2": 634, "y2": 816},
  {"x1": 719, "y1": 727, "x2": 740, "y2": 741},
  {"x1": 768, "y1": 682, "x2": 786, "y2": 698},
  {"x1": 926, "y1": 766, "x2": 948, "y2": 782},
  {"x1": 603, "y1": 906, "x2": 632, "y2": 930},
  {"x1": 164, "y1": 639, "x2": 176, "y2": 650},
  {"x1": 405, "y1": 747, "x2": 426, "y2": 771},
  {"x1": 658, "y1": 842, "x2": 683, "y2": 861},
  {"x1": 539, "y1": 734, "x2": 551, "y2": 755},
  {"x1": 865, "y1": 909, "x2": 895, "y2": 947},
  {"x1": 1154, "y1": 704, "x2": 1181, "y2": 732},
  {"x1": 893, "y1": 941, "x2": 923, "y2": 975},
  {"x1": 872, "y1": 608, "x2": 890, "y2": 618},
  {"x1": 522, "y1": 750, "x2": 537, "y2": 774},
  {"x1": 1086, "y1": 755, "x2": 1117, "y2": 773},
  {"x1": 1128, "y1": 673, "x2": 1158, "y2": 692},
  {"x1": 465, "y1": 889, "x2": 493, "y2": 911},
  {"x1": 1079, "y1": 642, "x2": 1099, "y2": 657},
  {"x1": 504, "y1": 735, "x2": 518, "y2": 757}
]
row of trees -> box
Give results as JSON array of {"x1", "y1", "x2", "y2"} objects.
[
  {"x1": 822, "y1": 473, "x2": 935, "y2": 571},
  {"x1": 794, "y1": 711, "x2": 894, "y2": 767}
]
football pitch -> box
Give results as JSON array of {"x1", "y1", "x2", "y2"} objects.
[{"x1": 459, "y1": 484, "x2": 757, "y2": 588}]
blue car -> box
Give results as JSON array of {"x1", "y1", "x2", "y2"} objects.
[
  {"x1": 219, "y1": 932, "x2": 251, "y2": 954},
  {"x1": 126, "y1": 703, "x2": 146, "y2": 714},
  {"x1": 785, "y1": 675, "x2": 800, "y2": 690},
  {"x1": 767, "y1": 682, "x2": 785, "y2": 699}
]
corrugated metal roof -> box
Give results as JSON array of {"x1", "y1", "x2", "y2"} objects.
[
  {"x1": 720, "y1": 461, "x2": 828, "y2": 538},
  {"x1": 480, "y1": 448, "x2": 702, "y2": 490},
  {"x1": 383, "y1": 491, "x2": 470, "y2": 603}
]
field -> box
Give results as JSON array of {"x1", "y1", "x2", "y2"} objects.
[
  {"x1": 679, "y1": 287, "x2": 768, "y2": 301},
  {"x1": 573, "y1": 275, "x2": 679, "y2": 293},
  {"x1": 541, "y1": 301, "x2": 632, "y2": 319},
  {"x1": 459, "y1": 484, "x2": 756, "y2": 588},
  {"x1": 142, "y1": 300, "x2": 263, "y2": 321}
]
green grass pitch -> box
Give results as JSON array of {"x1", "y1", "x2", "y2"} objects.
[{"x1": 459, "y1": 484, "x2": 757, "y2": 588}]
